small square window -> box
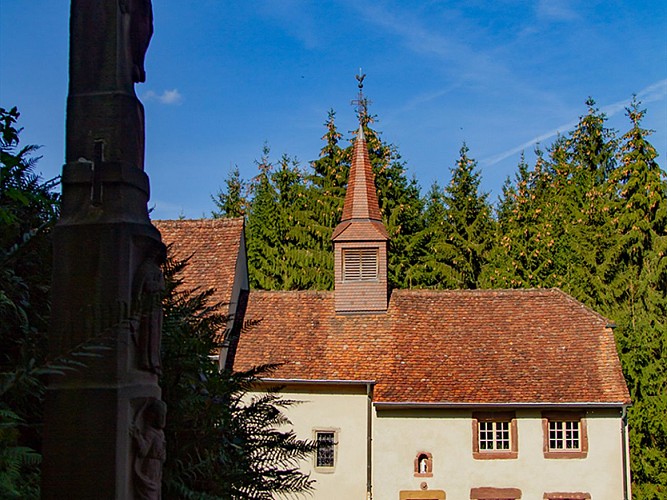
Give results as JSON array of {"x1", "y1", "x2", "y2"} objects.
[
  {"x1": 542, "y1": 412, "x2": 588, "y2": 459},
  {"x1": 472, "y1": 412, "x2": 518, "y2": 460},
  {"x1": 315, "y1": 431, "x2": 336, "y2": 468}
]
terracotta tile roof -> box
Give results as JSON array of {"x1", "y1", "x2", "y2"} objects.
[
  {"x1": 331, "y1": 220, "x2": 389, "y2": 241},
  {"x1": 233, "y1": 288, "x2": 630, "y2": 405},
  {"x1": 333, "y1": 126, "x2": 387, "y2": 240},
  {"x1": 153, "y1": 218, "x2": 244, "y2": 308}
]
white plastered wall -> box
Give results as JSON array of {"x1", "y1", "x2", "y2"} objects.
[
  {"x1": 372, "y1": 407, "x2": 626, "y2": 500},
  {"x1": 251, "y1": 384, "x2": 369, "y2": 499}
]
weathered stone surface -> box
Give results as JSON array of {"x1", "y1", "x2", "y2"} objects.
[{"x1": 43, "y1": 1, "x2": 164, "y2": 497}]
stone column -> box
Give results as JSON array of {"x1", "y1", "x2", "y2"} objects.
[{"x1": 42, "y1": 1, "x2": 165, "y2": 498}]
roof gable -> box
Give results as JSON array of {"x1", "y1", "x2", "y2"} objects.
[{"x1": 153, "y1": 218, "x2": 245, "y2": 308}]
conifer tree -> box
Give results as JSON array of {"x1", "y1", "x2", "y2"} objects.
[
  {"x1": 601, "y1": 100, "x2": 667, "y2": 497},
  {"x1": 440, "y1": 143, "x2": 494, "y2": 288},
  {"x1": 555, "y1": 99, "x2": 618, "y2": 305},
  {"x1": 211, "y1": 166, "x2": 248, "y2": 218},
  {"x1": 410, "y1": 145, "x2": 494, "y2": 289},
  {"x1": 302, "y1": 110, "x2": 348, "y2": 289},
  {"x1": 404, "y1": 182, "x2": 449, "y2": 288},
  {"x1": 483, "y1": 148, "x2": 563, "y2": 288},
  {"x1": 245, "y1": 148, "x2": 319, "y2": 290},
  {"x1": 352, "y1": 103, "x2": 424, "y2": 288},
  {"x1": 161, "y1": 254, "x2": 315, "y2": 499}
]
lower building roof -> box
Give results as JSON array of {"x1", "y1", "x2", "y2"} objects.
[{"x1": 233, "y1": 288, "x2": 630, "y2": 405}]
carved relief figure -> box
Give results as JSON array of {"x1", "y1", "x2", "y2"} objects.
[
  {"x1": 132, "y1": 248, "x2": 165, "y2": 374},
  {"x1": 119, "y1": 0, "x2": 154, "y2": 83},
  {"x1": 131, "y1": 398, "x2": 166, "y2": 499}
]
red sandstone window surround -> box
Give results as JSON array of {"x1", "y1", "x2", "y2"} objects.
[
  {"x1": 542, "y1": 411, "x2": 588, "y2": 459},
  {"x1": 470, "y1": 486, "x2": 522, "y2": 499},
  {"x1": 414, "y1": 451, "x2": 433, "y2": 477},
  {"x1": 543, "y1": 493, "x2": 591, "y2": 500},
  {"x1": 472, "y1": 411, "x2": 518, "y2": 459}
]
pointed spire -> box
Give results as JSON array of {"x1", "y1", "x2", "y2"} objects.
[
  {"x1": 332, "y1": 74, "x2": 389, "y2": 313},
  {"x1": 332, "y1": 74, "x2": 388, "y2": 242},
  {"x1": 340, "y1": 125, "x2": 383, "y2": 222}
]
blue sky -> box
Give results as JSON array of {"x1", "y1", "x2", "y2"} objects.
[{"x1": 2, "y1": 1, "x2": 666, "y2": 219}]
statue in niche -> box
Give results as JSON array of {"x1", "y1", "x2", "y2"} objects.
[
  {"x1": 131, "y1": 398, "x2": 166, "y2": 499},
  {"x1": 119, "y1": 0, "x2": 154, "y2": 83},
  {"x1": 132, "y1": 247, "x2": 165, "y2": 374},
  {"x1": 419, "y1": 455, "x2": 428, "y2": 473}
]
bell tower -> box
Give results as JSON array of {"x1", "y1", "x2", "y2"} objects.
[{"x1": 332, "y1": 122, "x2": 389, "y2": 313}]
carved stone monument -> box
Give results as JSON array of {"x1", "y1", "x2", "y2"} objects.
[{"x1": 42, "y1": 1, "x2": 165, "y2": 497}]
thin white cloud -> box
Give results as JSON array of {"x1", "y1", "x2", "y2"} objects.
[
  {"x1": 536, "y1": 0, "x2": 579, "y2": 22},
  {"x1": 354, "y1": 3, "x2": 501, "y2": 79},
  {"x1": 481, "y1": 79, "x2": 667, "y2": 167},
  {"x1": 143, "y1": 89, "x2": 183, "y2": 105},
  {"x1": 351, "y1": 3, "x2": 558, "y2": 113}
]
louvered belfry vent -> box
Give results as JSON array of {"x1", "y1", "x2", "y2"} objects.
[{"x1": 343, "y1": 248, "x2": 379, "y2": 281}]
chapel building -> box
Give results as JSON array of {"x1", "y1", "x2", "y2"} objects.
[{"x1": 156, "y1": 120, "x2": 631, "y2": 500}]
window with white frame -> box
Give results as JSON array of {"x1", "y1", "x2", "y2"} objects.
[
  {"x1": 342, "y1": 248, "x2": 378, "y2": 281},
  {"x1": 548, "y1": 420, "x2": 580, "y2": 450},
  {"x1": 472, "y1": 411, "x2": 518, "y2": 459},
  {"x1": 542, "y1": 411, "x2": 588, "y2": 459},
  {"x1": 315, "y1": 431, "x2": 336, "y2": 468},
  {"x1": 479, "y1": 420, "x2": 511, "y2": 450}
]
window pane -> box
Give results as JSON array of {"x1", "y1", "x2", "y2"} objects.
[
  {"x1": 549, "y1": 420, "x2": 580, "y2": 451},
  {"x1": 316, "y1": 432, "x2": 335, "y2": 467},
  {"x1": 479, "y1": 420, "x2": 511, "y2": 451}
]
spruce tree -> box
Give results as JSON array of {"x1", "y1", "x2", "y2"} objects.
[
  {"x1": 404, "y1": 182, "x2": 449, "y2": 288},
  {"x1": 440, "y1": 143, "x2": 495, "y2": 288},
  {"x1": 556, "y1": 99, "x2": 618, "y2": 305},
  {"x1": 352, "y1": 103, "x2": 424, "y2": 288},
  {"x1": 245, "y1": 148, "x2": 319, "y2": 290},
  {"x1": 483, "y1": 148, "x2": 564, "y2": 288},
  {"x1": 303, "y1": 110, "x2": 348, "y2": 289},
  {"x1": 211, "y1": 166, "x2": 248, "y2": 218},
  {"x1": 602, "y1": 100, "x2": 667, "y2": 498}
]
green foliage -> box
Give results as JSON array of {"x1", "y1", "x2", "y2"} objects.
[
  {"x1": 0, "y1": 409, "x2": 41, "y2": 500},
  {"x1": 301, "y1": 110, "x2": 349, "y2": 289},
  {"x1": 245, "y1": 147, "x2": 324, "y2": 290},
  {"x1": 355, "y1": 111, "x2": 425, "y2": 288},
  {"x1": 211, "y1": 166, "x2": 248, "y2": 219},
  {"x1": 486, "y1": 98, "x2": 666, "y2": 496},
  {"x1": 410, "y1": 144, "x2": 493, "y2": 288},
  {"x1": 600, "y1": 99, "x2": 667, "y2": 498},
  {"x1": 161, "y1": 254, "x2": 315, "y2": 499},
  {"x1": 0, "y1": 107, "x2": 59, "y2": 499}
]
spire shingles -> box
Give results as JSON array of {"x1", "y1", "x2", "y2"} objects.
[{"x1": 332, "y1": 126, "x2": 388, "y2": 241}]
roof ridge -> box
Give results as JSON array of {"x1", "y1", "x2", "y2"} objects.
[{"x1": 153, "y1": 217, "x2": 244, "y2": 226}]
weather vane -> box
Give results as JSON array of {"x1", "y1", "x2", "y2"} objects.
[{"x1": 351, "y1": 68, "x2": 370, "y2": 119}]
